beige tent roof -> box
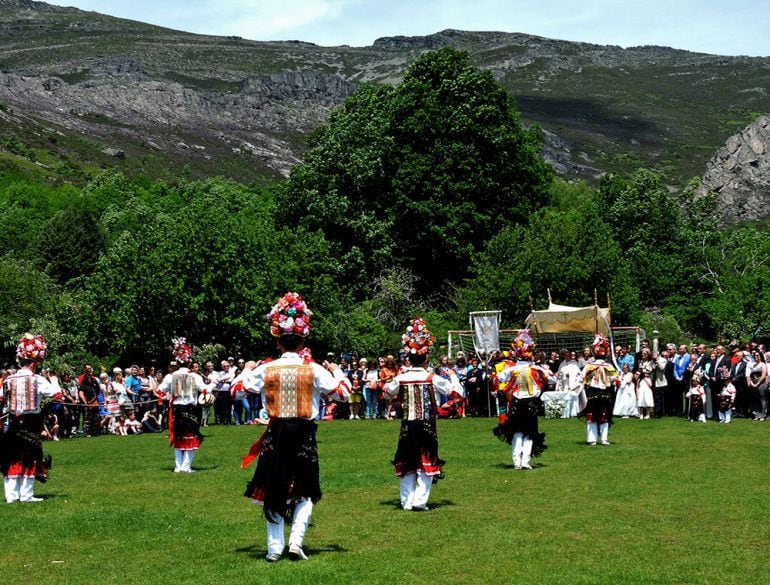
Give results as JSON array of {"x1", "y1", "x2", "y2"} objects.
[{"x1": 525, "y1": 302, "x2": 611, "y2": 336}]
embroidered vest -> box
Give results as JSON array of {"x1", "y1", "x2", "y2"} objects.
[
  {"x1": 264, "y1": 364, "x2": 314, "y2": 418},
  {"x1": 171, "y1": 373, "x2": 197, "y2": 401},
  {"x1": 399, "y1": 376, "x2": 436, "y2": 421},
  {"x1": 6, "y1": 376, "x2": 40, "y2": 415}
]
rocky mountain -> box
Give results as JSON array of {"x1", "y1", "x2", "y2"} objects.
[
  {"x1": 1, "y1": 0, "x2": 769, "y2": 204},
  {"x1": 698, "y1": 116, "x2": 770, "y2": 223}
]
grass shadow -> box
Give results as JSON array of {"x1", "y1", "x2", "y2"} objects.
[
  {"x1": 234, "y1": 542, "x2": 347, "y2": 560},
  {"x1": 378, "y1": 497, "x2": 455, "y2": 511},
  {"x1": 492, "y1": 462, "x2": 548, "y2": 470}
]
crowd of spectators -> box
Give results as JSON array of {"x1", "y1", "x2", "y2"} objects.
[{"x1": 3, "y1": 339, "x2": 766, "y2": 440}]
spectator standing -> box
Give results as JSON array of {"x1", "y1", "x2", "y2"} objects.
[
  {"x1": 672, "y1": 345, "x2": 691, "y2": 417},
  {"x1": 731, "y1": 351, "x2": 750, "y2": 418},
  {"x1": 124, "y1": 366, "x2": 141, "y2": 409},
  {"x1": 348, "y1": 358, "x2": 366, "y2": 420},
  {"x1": 214, "y1": 360, "x2": 234, "y2": 425},
  {"x1": 363, "y1": 359, "x2": 380, "y2": 419},
  {"x1": 748, "y1": 350, "x2": 767, "y2": 421},
  {"x1": 613, "y1": 363, "x2": 638, "y2": 418},
  {"x1": 635, "y1": 348, "x2": 655, "y2": 420},
  {"x1": 78, "y1": 364, "x2": 101, "y2": 436},
  {"x1": 379, "y1": 355, "x2": 399, "y2": 419}
]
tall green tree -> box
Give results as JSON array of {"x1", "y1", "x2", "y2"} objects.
[
  {"x1": 278, "y1": 47, "x2": 553, "y2": 298},
  {"x1": 457, "y1": 202, "x2": 639, "y2": 327}
]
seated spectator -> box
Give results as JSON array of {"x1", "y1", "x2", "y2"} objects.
[
  {"x1": 125, "y1": 411, "x2": 142, "y2": 435},
  {"x1": 112, "y1": 416, "x2": 128, "y2": 436},
  {"x1": 141, "y1": 408, "x2": 163, "y2": 433}
]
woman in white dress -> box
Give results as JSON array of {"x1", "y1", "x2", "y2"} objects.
[
  {"x1": 612, "y1": 363, "x2": 638, "y2": 418},
  {"x1": 635, "y1": 348, "x2": 655, "y2": 419}
]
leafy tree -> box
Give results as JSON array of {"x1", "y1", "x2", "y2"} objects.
[
  {"x1": 457, "y1": 200, "x2": 639, "y2": 327},
  {"x1": 0, "y1": 257, "x2": 59, "y2": 365},
  {"x1": 82, "y1": 178, "x2": 345, "y2": 361},
  {"x1": 278, "y1": 47, "x2": 553, "y2": 297},
  {"x1": 697, "y1": 227, "x2": 770, "y2": 341},
  {"x1": 605, "y1": 169, "x2": 692, "y2": 306},
  {"x1": 36, "y1": 204, "x2": 105, "y2": 284}
]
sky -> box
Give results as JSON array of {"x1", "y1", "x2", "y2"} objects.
[{"x1": 50, "y1": 0, "x2": 770, "y2": 57}]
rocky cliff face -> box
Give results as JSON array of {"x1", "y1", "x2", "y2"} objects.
[
  {"x1": 698, "y1": 116, "x2": 770, "y2": 224},
  {"x1": 0, "y1": 1, "x2": 769, "y2": 188}
]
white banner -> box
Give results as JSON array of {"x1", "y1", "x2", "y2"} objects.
[{"x1": 470, "y1": 311, "x2": 501, "y2": 355}]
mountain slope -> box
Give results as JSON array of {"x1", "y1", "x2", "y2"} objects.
[{"x1": 0, "y1": 0, "x2": 769, "y2": 188}]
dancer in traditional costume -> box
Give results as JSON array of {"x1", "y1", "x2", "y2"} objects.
[
  {"x1": 579, "y1": 334, "x2": 618, "y2": 445},
  {"x1": 158, "y1": 338, "x2": 212, "y2": 473},
  {"x1": 686, "y1": 373, "x2": 707, "y2": 423},
  {"x1": 717, "y1": 366, "x2": 736, "y2": 424},
  {"x1": 239, "y1": 292, "x2": 351, "y2": 562},
  {"x1": 1, "y1": 334, "x2": 61, "y2": 503},
  {"x1": 383, "y1": 318, "x2": 461, "y2": 511},
  {"x1": 492, "y1": 332, "x2": 553, "y2": 469}
]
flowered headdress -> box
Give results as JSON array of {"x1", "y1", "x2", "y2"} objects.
[
  {"x1": 172, "y1": 337, "x2": 193, "y2": 364},
  {"x1": 511, "y1": 330, "x2": 535, "y2": 361},
  {"x1": 402, "y1": 317, "x2": 435, "y2": 355},
  {"x1": 267, "y1": 292, "x2": 312, "y2": 337},
  {"x1": 592, "y1": 334, "x2": 610, "y2": 357},
  {"x1": 16, "y1": 333, "x2": 47, "y2": 363}
]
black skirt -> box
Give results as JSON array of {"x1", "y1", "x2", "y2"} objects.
[
  {"x1": 493, "y1": 397, "x2": 546, "y2": 457},
  {"x1": 245, "y1": 418, "x2": 321, "y2": 522},
  {"x1": 579, "y1": 387, "x2": 614, "y2": 425},
  {"x1": 0, "y1": 414, "x2": 50, "y2": 481}
]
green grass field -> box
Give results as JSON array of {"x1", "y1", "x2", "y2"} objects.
[{"x1": 2, "y1": 417, "x2": 769, "y2": 585}]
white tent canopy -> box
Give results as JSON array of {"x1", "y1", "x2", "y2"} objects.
[{"x1": 525, "y1": 302, "x2": 611, "y2": 336}]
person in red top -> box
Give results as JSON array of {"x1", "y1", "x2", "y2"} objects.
[{"x1": 77, "y1": 364, "x2": 101, "y2": 436}]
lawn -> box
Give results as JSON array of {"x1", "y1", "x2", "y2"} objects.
[{"x1": 2, "y1": 416, "x2": 769, "y2": 585}]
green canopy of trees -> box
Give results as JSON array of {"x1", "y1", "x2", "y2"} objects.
[
  {"x1": 1, "y1": 49, "x2": 768, "y2": 368},
  {"x1": 277, "y1": 47, "x2": 554, "y2": 297}
]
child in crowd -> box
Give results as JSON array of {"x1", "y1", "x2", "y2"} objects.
[
  {"x1": 613, "y1": 363, "x2": 638, "y2": 418},
  {"x1": 635, "y1": 364, "x2": 654, "y2": 420},
  {"x1": 125, "y1": 411, "x2": 142, "y2": 434},
  {"x1": 112, "y1": 416, "x2": 128, "y2": 435},
  {"x1": 686, "y1": 374, "x2": 707, "y2": 423},
  {"x1": 718, "y1": 366, "x2": 736, "y2": 424}
]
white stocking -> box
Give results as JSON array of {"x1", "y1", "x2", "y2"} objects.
[
  {"x1": 4, "y1": 476, "x2": 20, "y2": 503},
  {"x1": 412, "y1": 471, "x2": 433, "y2": 508},
  {"x1": 521, "y1": 437, "x2": 533, "y2": 468},
  {"x1": 400, "y1": 473, "x2": 416, "y2": 509},
  {"x1": 174, "y1": 449, "x2": 184, "y2": 471},
  {"x1": 20, "y1": 477, "x2": 36, "y2": 501},
  {"x1": 512, "y1": 433, "x2": 524, "y2": 467},
  {"x1": 266, "y1": 516, "x2": 285, "y2": 555},
  {"x1": 183, "y1": 450, "x2": 195, "y2": 472},
  {"x1": 289, "y1": 499, "x2": 314, "y2": 549},
  {"x1": 586, "y1": 422, "x2": 598, "y2": 444}
]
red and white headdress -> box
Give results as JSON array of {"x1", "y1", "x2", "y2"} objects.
[
  {"x1": 592, "y1": 334, "x2": 610, "y2": 357},
  {"x1": 267, "y1": 292, "x2": 312, "y2": 337},
  {"x1": 511, "y1": 331, "x2": 535, "y2": 361},
  {"x1": 172, "y1": 337, "x2": 193, "y2": 364},
  {"x1": 16, "y1": 333, "x2": 47, "y2": 363},
  {"x1": 402, "y1": 317, "x2": 435, "y2": 356}
]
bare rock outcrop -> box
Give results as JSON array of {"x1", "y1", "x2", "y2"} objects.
[{"x1": 698, "y1": 116, "x2": 770, "y2": 224}]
